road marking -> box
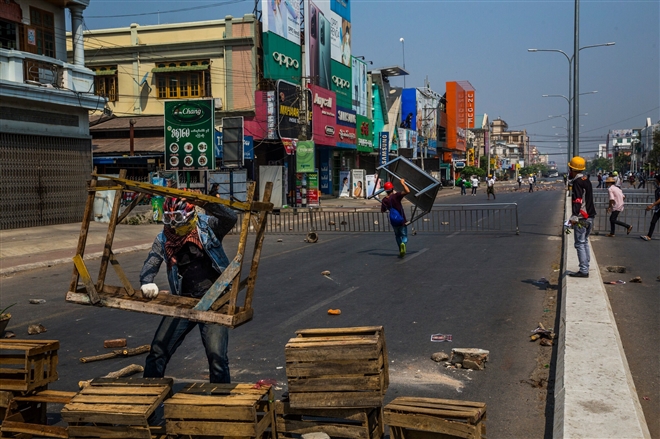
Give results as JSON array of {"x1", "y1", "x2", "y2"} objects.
[
  {"x1": 397, "y1": 248, "x2": 428, "y2": 264},
  {"x1": 447, "y1": 232, "x2": 460, "y2": 238},
  {"x1": 277, "y1": 286, "x2": 359, "y2": 329},
  {"x1": 260, "y1": 235, "x2": 347, "y2": 260}
]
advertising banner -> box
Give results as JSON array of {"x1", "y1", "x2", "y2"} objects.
[
  {"x1": 214, "y1": 132, "x2": 254, "y2": 161},
  {"x1": 309, "y1": 84, "x2": 336, "y2": 146},
  {"x1": 466, "y1": 89, "x2": 475, "y2": 128},
  {"x1": 351, "y1": 168, "x2": 366, "y2": 199},
  {"x1": 296, "y1": 140, "x2": 315, "y2": 172},
  {"x1": 336, "y1": 106, "x2": 356, "y2": 148},
  {"x1": 339, "y1": 169, "x2": 350, "y2": 197},
  {"x1": 277, "y1": 80, "x2": 301, "y2": 140},
  {"x1": 351, "y1": 56, "x2": 368, "y2": 116},
  {"x1": 164, "y1": 99, "x2": 214, "y2": 171},
  {"x1": 262, "y1": 0, "x2": 301, "y2": 45},
  {"x1": 222, "y1": 116, "x2": 244, "y2": 168},
  {"x1": 304, "y1": 0, "x2": 351, "y2": 92},
  {"x1": 307, "y1": 172, "x2": 319, "y2": 206},
  {"x1": 331, "y1": 60, "x2": 352, "y2": 108},
  {"x1": 400, "y1": 88, "x2": 417, "y2": 130},
  {"x1": 417, "y1": 88, "x2": 439, "y2": 139},
  {"x1": 356, "y1": 114, "x2": 373, "y2": 152},
  {"x1": 319, "y1": 148, "x2": 332, "y2": 194},
  {"x1": 379, "y1": 132, "x2": 389, "y2": 166},
  {"x1": 263, "y1": 32, "x2": 302, "y2": 82},
  {"x1": 366, "y1": 173, "x2": 377, "y2": 198}
]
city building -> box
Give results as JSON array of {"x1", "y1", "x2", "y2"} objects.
[
  {"x1": 1, "y1": 0, "x2": 104, "y2": 230},
  {"x1": 638, "y1": 118, "x2": 658, "y2": 173}
]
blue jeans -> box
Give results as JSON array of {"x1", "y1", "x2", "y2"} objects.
[
  {"x1": 573, "y1": 218, "x2": 593, "y2": 274},
  {"x1": 394, "y1": 225, "x2": 408, "y2": 247},
  {"x1": 144, "y1": 316, "x2": 230, "y2": 383},
  {"x1": 460, "y1": 186, "x2": 466, "y2": 195}
]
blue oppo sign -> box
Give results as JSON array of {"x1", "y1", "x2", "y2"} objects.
[{"x1": 379, "y1": 132, "x2": 390, "y2": 166}]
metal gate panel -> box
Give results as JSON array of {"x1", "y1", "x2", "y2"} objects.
[{"x1": 0, "y1": 133, "x2": 91, "y2": 230}]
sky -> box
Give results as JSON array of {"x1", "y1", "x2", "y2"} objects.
[{"x1": 78, "y1": 0, "x2": 659, "y2": 170}]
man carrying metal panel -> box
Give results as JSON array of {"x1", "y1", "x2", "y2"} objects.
[{"x1": 381, "y1": 179, "x2": 411, "y2": 258}]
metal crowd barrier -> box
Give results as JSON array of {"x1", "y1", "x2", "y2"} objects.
[
  {"x1": 231, "y1": 203, "x2": 520, "y2": 235},
  {"x1": 593, "y1": 197, "x2": 655, "y2": 234}
]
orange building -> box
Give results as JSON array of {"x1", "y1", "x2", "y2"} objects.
[{"x1": 444, "y1": 81, "x2": 475, "y2": 163}]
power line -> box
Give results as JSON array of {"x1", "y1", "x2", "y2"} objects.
[{"x1": 86, "y1": 0, "x2": 248, "y2": 19}]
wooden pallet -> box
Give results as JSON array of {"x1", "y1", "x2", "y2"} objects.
[
  {"x1": 163, "y1": 382, "x2": 274, "y2": 438},
  {"x1": 274, "y1": 401, "x2": 383, "y2": 439},
  {"x1": 1, "y1": 388, "x2": 75, "y2": 439},
  {"x1": 61, "y1": 377, "x2": 173, "y2": 439},
  {"x1": 0, "y1": 340, "x2": 59, "y2": 393},
  {"x1": 66, "y1": 171, "x2": 274, "y2": 329},
  {"x1": 285, "y1": 327, "x2": 389, "y2": 408},
  {"x1": 383, "y1": 397, "x2": 487, "y2": 439}
]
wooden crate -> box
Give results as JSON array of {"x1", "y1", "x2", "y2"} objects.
[
  {"x1": 164, "y1": 383, "x2": 274, "y2": 438},
  {"x1": 1, "y1": 388, "x2": 75, "y2": 439},
  {"x1": 383, "y1": 397, "x2": 487, "y2": 439},
  {"x1": 285, "y1": 327, "x2": 389, "y2": 409},
  {"x1": 274, "y1": 401, "x2": 383, "y2": 439},
  {"x1": 0, "y1": 340, "x2": 59, "y2": 393},
  {"x1": 61, "y1": 377, "x2": 173, "y2": 439}
]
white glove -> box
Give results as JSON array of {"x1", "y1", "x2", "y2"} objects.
[{"x1": 140, "y1": 283, "x2": 159, "y2": 299}]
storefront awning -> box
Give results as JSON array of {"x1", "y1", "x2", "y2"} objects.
[{"x1": 151, "y1": 65, "x2": 209, "y2": 73}]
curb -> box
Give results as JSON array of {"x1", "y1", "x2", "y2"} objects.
[
  {"x1": 554, "y1": 196, "x2": 650, "y2": 438},
  {"x1": 0, "y1": 244, "x2": 153, "y2": 276}
]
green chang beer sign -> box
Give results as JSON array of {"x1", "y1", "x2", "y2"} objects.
[
  {"x1": 164, "y1": 99, "x2": 215, "y2": 171},
  {"x1": 296, "y1": 140, "x2": 315, "y2": 173}
]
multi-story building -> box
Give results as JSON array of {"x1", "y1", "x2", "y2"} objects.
[
  {"x1": 1, "y1": 0, "x2": 104, "y2": 230},
  {"x1": 489, "y1": 118, "x2": 530, "y2": 178},
  {"x1": 638, "y1": 118, "x2": 658, "y2": 172}
]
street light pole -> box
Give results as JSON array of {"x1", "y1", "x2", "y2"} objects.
[
  {"x1": 399, "y1": 37, "x2": 406, "y2": 88},
  {"x1": 573, "y1": 0, "x2": 580, "y2": 158},
  {"x1": 544, "y1": 91, "x2": 597, "y2": 163}
]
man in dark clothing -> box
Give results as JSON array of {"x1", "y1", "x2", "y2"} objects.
[
  {"x1": 640, "y1": 174, "x2": 660, "y2": 241},
  {"x1": 139, "y1": 196, "x2": 237, "y2": 382},
  {"x1": 381, "y1": 178, "x2": 410, "y2": 257},
  {"x1": 567, "y1": 156, "x2": 596, "y2": 278}
]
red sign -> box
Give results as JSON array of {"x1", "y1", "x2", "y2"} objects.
[
  {"x1": 466, "y1": 91, "x2": 475, "y2": 128},
  {"x1": 308, "y1": 84, "x2": 336, "y2": 147},
  {"x1": 0, "y1": 1, "x2": 22, "y2": 23},
  {"x1": 282, "y1": 138, "x2": 297, "y2": 155}
]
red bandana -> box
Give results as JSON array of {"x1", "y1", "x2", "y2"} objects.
[{"x1": 164, "y1": 226, "x2": 203, "y2": 268}]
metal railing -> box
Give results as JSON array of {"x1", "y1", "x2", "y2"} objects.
[
  {"x1": 593, "y1": 201, "x2": 655, "y2": 234},
  {"x1": 231, "y1": 203, "x2": 520, "y2": 235}
]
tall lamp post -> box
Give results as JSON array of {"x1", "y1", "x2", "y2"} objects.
[
  {"x1": 543, "y1": 90, "x2": 597, "y2": 162},
  {"x1": 528, "y1": 42, "x2": 614, "y2": 157},
  {"x1": 399, "y1": 37, "x2": 406, "y2": 88}
]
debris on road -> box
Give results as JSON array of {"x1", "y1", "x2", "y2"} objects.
[
  {"x1": 450, "y1": 348, "x2": 489, "y2": 370},
  {"x1": 431, "y1": 352, "x2": 449, "y2": 362},
  {"x1": 306, "y1": 232, "x2": 318, "y2": 243},
  {"x1": 79, "y1": 364, "x2": 144, "y2": 388},
  {"x1": 277, "y1": 238, "x2": 283, "y2": 242},
  {"x1": 540, "y1": 338, "x2": 553, "y2": 347},
  {"x1": 533, "y1": 278, "x2": 550, "y2": 286},
  {"x1": 605, "y1": 280, "x2": 626, "y2": 285},
  {"x1": 28, "y1": 299, "x2": 46, "y2": 304},
  {"x1": 103, "y1": 338, "x2": 127, "y2": 348},
  {"x1": 3, "y1": 331, "x2": 15, "y2": 338},
  {"x1": 629, "y1": 276, "x2": 642, "y2": 283},
  {"x1": 27, "y1": 324, "x2": 47, "y2": 335},
  {"x1": 79, "y1": 344, "x2": 150, "y2": 363},
  {"x1": 441, "y1": 222, "x2": 449, "y2": 225},
  {"x1": 606, "y1": 266, "x2": 626, "y2": 273},
  {"x1": 430, "y1": 333, "x2": 452, "y2": 342},
  {"x1": 327, "y1": 309, "x2": 341, "y2": 315},
  {"x1": 301, "y1": 433, "x2": 331, "y2": 439},
  {"x1": 321, "y1": 270, "x2": 331, "y2": 276}
]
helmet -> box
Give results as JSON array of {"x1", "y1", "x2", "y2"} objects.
[
  {"x1": 384, "y1": 181, "x2": 394, "y2": 191},
  {"x1": 488, "y1": 175, "x2": 492, "y2": 178},
  {"x1": 162, "y1": 197, "x2": 196, "y2": 226},
  {"x1": 612, "y1": 171, "x2": 618, "y2": 176},
  {"x1": 568, "y1": 156, "x2": 586, "y2": 171}
]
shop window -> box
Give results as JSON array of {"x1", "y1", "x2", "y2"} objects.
[
  {"x1": 26, "y1": 7, "x2": 55, "y2": 58},
  {"x1": 93, "y1": 68, "x2": 118, "y2": 102},
  {"x1": 156, "y1": 70, "x2": 210, "y2": 99},
  {"x1": 0, "y1": 19, "x2": 18, "y2": 50}
]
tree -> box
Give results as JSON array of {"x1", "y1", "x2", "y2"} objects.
[
  {"x1": 587, "y1": 157, "x2": 611, "y2": 173},
  {"x1": 460, "y1": 166, "x2": 486, "y2": 179},
  {"x1": 614, "y1": 153, "x2": 631, "y2": 172}
]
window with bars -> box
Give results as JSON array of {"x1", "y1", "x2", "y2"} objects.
[
  {"x1": 27, "y1": 7, "x2": 55, "y2": 58},
  {"x1": 156, "y1": 70, "x2": 210, "y2": 99}
]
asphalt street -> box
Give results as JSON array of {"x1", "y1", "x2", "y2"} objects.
[{"x1": 1, "y1": 183, "x2": 566, "y2": 438}]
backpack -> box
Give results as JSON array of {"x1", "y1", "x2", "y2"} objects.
[{"x1": 389, "y1": 207, "x2": 405, "y2": 227}]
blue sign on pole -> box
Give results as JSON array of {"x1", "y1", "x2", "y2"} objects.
[
  {"x1": 243, "y1": 136, "x2": 254, "y2": 160},
  {"x1": 379, "y1": 132, "x2": 390, "y2": 166},
  {"x1": 214, "y1": 131, "x2": 223, "y2": 159}
]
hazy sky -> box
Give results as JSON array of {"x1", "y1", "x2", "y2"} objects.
[{"x1": 79, "y1": 0, "x2": 659, "y2": 167}]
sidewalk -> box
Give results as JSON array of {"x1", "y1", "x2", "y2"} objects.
[{"x1": 0, "y1": 186, "x2": 466, "y2": 276}]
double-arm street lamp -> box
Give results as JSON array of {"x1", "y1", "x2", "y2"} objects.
[
  {"x1": 528, "y1": 42, "x2": 614, "y2": 158},
  {"x1": 543, "y1": 91, "x2": 597, "y2": 162}
]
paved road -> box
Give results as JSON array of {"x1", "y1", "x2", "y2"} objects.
[
  {"x1": 1, "y1": 183, "x2": 566, "y2": 438},
  {"x1": 590, "y1": 234, "x2": 660, "y2": 438}
]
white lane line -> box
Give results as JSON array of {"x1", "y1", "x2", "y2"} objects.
[
  {"x1": 447, "y1": 232, "x2": 460, "y2": 238},
  {"x1": 277, "y1": 286, "x2": 359, "y2": 329},
  {"x1": 396, "y1": 247, "x2": 429, "y2": 264}
]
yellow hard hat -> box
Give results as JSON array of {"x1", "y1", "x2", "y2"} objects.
[
  {"x1": 488, "y1": 174, "x2": 492, "y2": 178},
  {"x1": 568, "y1": 156, "x2": 586, "y2": 171}
]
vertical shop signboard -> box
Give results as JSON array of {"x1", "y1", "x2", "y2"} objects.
[
  {"x1": 296, "y1": 140, "x2": 315, "y2": 172},
  {"x1": 379, "y1": 132, "x2": 389, "y2": 166},
  {"x1": 356, "y1": 114, "x2": 373, "y2": 152},
  {"x1": 164, "y1": 99, "x2": 215, "y2": 171}
]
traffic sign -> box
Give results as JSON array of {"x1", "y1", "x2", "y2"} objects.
[{"x1": 454, "y1": 161, "x2": 466, "y2": 169}]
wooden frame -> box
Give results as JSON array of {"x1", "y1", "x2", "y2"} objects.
[
  {"x1": 65, "y1": 171, "x2": 274, "y2": 329},
  {"x1": 0, "y1": 340, "x2": 59, "y2": 393}
]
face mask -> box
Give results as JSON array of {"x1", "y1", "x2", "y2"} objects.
[{"x1": 171, "y1": 215, "x2": 198, "y2": 236}]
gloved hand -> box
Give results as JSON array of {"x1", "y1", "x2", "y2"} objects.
[{"x1": 140, "y1": 283, "x2": 159, "y2": 299}]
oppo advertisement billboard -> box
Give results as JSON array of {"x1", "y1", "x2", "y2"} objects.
[
  {"x1": 304, "y1": 0, "x2": 351, "y2": 92},
  {"x1": 262, "y1": 0, "x2": 301, "y2": 45},
  {"x1": 263, "y1": 31, "x2": 301, "y2": 82},
  {"x1": 164, "y1": 99, "x2": 214, "y2": 171}
]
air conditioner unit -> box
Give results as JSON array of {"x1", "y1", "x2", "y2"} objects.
[{"x1": 214, "y1": 98, "x2": 223, "y2": 110}]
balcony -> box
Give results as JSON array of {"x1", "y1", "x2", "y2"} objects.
[{"x1": 0, "y1": 48, "x2": 104, "y2": 110}]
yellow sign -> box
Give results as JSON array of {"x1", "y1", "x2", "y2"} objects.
[{"x1": 467, "y1": 149, "x2": 475, "y2": 166}]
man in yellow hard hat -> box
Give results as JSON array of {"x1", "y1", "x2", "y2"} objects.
[{"x1": 567, "y1": 156, "x2": 596, "y2": 277}]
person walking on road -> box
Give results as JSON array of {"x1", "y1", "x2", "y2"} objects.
[
  {"x1": 640, "y1": 174, "x2": 660, "y2": 241},
  {"x1": 637, "y1": 173, "x2": 646, "y2": 189},
  {"x1": 567, "y1": 156, "x2": 596, "y2": 277},
  {"x1": 605, "y1": 177, "x2": 632, "y2": 237},
  {"x1": 381, "y1": 179, "x2": 411, "y2": 257},
  {"x1": 470, "y1": 175, "x2": 479, "y2": 196},
  {"x1": 486, "y1": 175, "x2": 496, "y2": 200},
  {"x1": 458, "y1": 176, "x2": 466, "y2": 196},
  {"x1": 517, "y1": 175, "x2": 522, "y2": 191},
  {"x1": 613, "y1": 171, "x2": 622, "y2": 188},
  {"x1": 139, "y1": 196, "x2": 238, "y2": 383},
  {"x1": 528, "y1": 174, "x2": 534, "y2": 193},
  {"x1": 596, "y1": 173, "x2": 603, "y2": 188}
]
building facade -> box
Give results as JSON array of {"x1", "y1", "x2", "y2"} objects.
[{"x1": 1, "y1": 0, "x2": 103, "y2": 230}]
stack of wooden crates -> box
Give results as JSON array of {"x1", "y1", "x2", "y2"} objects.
[
  {"x1": 0, "y1": 339, "x2": 74, "y2": 439},
  {"x1": 278, "y1": 326, "x2": 388, "y2": 439}
]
